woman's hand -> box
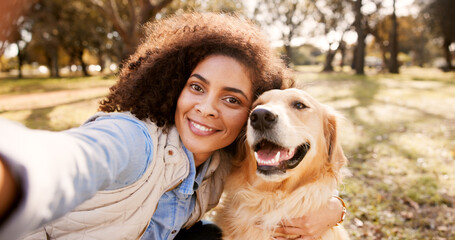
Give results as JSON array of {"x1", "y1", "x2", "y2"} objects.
[
  {"x1": 0, "y1": 156, "x2": 19, "y2": 223},
  {"x1": 273, "y1": 197, "x2": 344, "y2": 240}
]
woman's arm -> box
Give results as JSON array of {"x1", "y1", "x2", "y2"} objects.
[
  {"x1": 273, "y1": 196, "x2": 345, "y2": 240},
  {"x1": 0, "y1": 115, "x2": 153, "y2": 239},
  {"x1": 0, "y1": 156, "x2": 19, "y2": 223}
]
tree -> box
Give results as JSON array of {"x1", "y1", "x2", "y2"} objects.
[
  {"x1": 160, "y1": 0, "x2": 244, "y2": 15},
  {"x1": 314, "y1": 0, "x2": 350, "y2": 72},
  {"x1": 350, "y1": 0, "x2": 383, "y2": 74},
  {"x1": 22, "y1": 0, "x2": 122, "y2": 77},
  {"x1": 423, "y1": 0, "x2": 455, "y2": 70},
  {"x1": 388, "y1": 0, "x2": 399, "y2": 73},
  {"x1": 58, "y1": 1, "x2": 117, "y2": 76},
  {"x1": 0, "y1": 0, "x2": 35, "y2": 56},
  {"x1": 368, "y1": 2, "x2": 400, "y2": 73},
  {"x1": 26, "y1": 0, "x2": 65, "y2": 77},
  {"x1": 351, "y1": 0, "x2": 367, "y2": 74},
  {"x1": 252, "y1": 0, "x2": 317, "y2": 65},
  {"x1": 398, "y1": 16, "x2": 433, "y2": 67},
  {"x1": 86, "y1": 0, "x2": 175, "y2": 60}
]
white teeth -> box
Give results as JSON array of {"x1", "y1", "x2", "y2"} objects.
[
  {"x1": 192, "y1": 121, "x2": 214, "y2": 132},
  {"x1": 275, "y1": 151, "x2": 280, "y2": 163},
  {"x1": 255, "y1": 151, "x2": 281, "y2": 165}
]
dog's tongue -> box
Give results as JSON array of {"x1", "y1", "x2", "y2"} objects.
[{"x1": 255, "y1": 147, "x2": 296, "y2": 166}]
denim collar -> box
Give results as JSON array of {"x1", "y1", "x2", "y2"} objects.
[{"x1": 179, "y1": 144, "x2": 211, "y2": 195}]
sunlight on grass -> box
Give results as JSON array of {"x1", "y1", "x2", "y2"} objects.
[
  {"x1": 297, "y1": 67, "x2": 455, "y2": 239},
  {"x1": 0, "y1": 75, "x2": 115, "y2": 95},
  {"x1": 0, "y1": 98, "x2": 101, "y2": 131}
]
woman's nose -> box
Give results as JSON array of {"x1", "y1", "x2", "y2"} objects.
[{"x1": 195, "y1": 96, "x2": 218, "y2": 118}]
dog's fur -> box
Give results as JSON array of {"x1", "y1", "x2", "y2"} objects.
[{"x1": 215, "y1": 88, "x2": 349, "y2": 240}]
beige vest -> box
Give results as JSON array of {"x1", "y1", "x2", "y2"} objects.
[{"x1": 24, "y1": 113, "x2": 231, "y2": 240}]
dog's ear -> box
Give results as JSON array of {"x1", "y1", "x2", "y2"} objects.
[{"x1": 324, "y1": 107, "x2": 347, "y2": 171}]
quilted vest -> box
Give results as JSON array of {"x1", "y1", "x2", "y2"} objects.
[{"x1": 23, "y1": 113, "x2": 231, "y2": 240}]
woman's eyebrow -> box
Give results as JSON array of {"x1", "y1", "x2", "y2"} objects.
[{"x1": 190, "y1": 73, "x2": 250, "y2": 101}]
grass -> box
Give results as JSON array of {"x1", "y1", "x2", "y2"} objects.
[
  {"x1": 295, "y1": 66, "x2": 455, "y2": 239},
  {"x1": 0, "y1": 67, "x2": 454, "y2": 239},
  {"x1": 0, "y1": 75, "x2": 116, "y2": 130},
  {"x1": 0, "y1": 75, "x2": 116, "y2": 95}
]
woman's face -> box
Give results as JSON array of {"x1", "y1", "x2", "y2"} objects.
[{"x1": 175, "y1": 55, "x2": 253, "y2": 166}]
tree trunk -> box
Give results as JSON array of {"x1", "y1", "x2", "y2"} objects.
[
  {"x1": 380, "y1": 45, "x2": 389, "y2": 70},
  {"x1": 388, "y1": 0, "x2": 399, "y2": 73},
  {"x1": 339, "y1": 41, "x2": 346, "y2": 71},
  {"x1": 284, "y1": 44, "x2": 292, "y2": 67},
  {"x1": 78, "y1": 49, "x2": 90, "y2": 76},
  {"x1": 322, "y1": 43, "x2": 336, "y2": 72},
  {"x1": 51, "y1": 49, "x2": 60, "y2": 78},
  {"x1": 443, "y1": 38, "x2": 453, "y2": 70},
  {"x1": 98, "y1": 51, "x2": 105, "y2": 73},
  {"x1": 353, "y1": 0, "x2": 365, "y2": 75},
  {"x1": 323, "y1": 51, "x2": 335, "y2": 72},
  {"x1": 17, "y1": 46, "x2": 24, "y2": 79}
]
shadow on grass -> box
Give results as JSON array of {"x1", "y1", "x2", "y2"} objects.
[
  {"x1": 0, "y1": 75, "x2": 115, "y2": 95},
  {"x1": 333, "y1": 77, "x2": 455, "y2": 238},
  {"x1": 4, "y1": 96, "x2": 103, "y2": 130},
  {"x1": 0, "y1": 96, "x2": 104, "y2": 114},
  {"x1": 25, "y1": 107, "x2": 54, "y2": 130}
]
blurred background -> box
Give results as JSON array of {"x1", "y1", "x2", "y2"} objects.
[
  {"x1": 0, "y1": 0, "x2": 454, "y2": 77},
  {"x1": 0, "y1": 0, "x2": 454, "y2": 239}
]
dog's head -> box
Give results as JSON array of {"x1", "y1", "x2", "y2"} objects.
[{"x1": 247, "y1": 88, "x2": 347, "y2": 182}]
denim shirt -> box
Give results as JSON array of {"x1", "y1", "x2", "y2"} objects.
[
  {"x1": 0, "y1": 113, "x2": 209, "y2": 240},
  {"x1": 142, "y1": 147, "x2": 211, "y2": 240}
]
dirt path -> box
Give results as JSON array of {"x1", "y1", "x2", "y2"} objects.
[{"x1": 0, "y1": 87, "x2": 109, "y2": 112}]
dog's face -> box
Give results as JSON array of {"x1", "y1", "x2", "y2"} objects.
[{"x1": 247, "y1": 88, "x2": 346, "y2": 182}]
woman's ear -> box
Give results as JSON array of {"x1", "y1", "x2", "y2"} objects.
[{"x1": 324, "y1": 107, "x2": 347, "y2": 171}]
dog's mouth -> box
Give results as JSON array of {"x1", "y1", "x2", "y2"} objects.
[{"x1": 253, "y1": 140, "x2": 310, "y2": 175}]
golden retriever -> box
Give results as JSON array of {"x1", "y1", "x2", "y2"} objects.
[{"x1": 215, "y1": 88, "x2": 349, "y2": 240}]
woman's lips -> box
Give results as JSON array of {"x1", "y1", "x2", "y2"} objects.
[{"x1": 188, "y1": 119, "x2": 218, "y2": 136}]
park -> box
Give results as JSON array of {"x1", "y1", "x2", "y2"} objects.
[{"x1": 0, "y1": 0, "x2": 454, "y2": 239}]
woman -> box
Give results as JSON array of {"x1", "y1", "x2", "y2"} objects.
[{"x1": 0, "y1": 13, "x2": 344, "y2": 240}]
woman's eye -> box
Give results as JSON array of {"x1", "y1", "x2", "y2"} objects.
[
  {"x1": 225, "y1": 97, "x2": 241, "y2": 105},
  {"x1": 293, "y1": 101, "x2": 307, "y2": 109},
  {"x1": 190, "y1": 84, "x2": 203, "y2": 92}
]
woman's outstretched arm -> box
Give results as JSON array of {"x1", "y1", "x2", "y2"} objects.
[
  {"x1": 0, "y1": 156, "x2": 19, "y2": 223},
  {"x1": 0, "y1": 115, "x2": 153, "y2": 239}
]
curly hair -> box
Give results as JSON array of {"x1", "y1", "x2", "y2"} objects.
[{"x1": 99, "y1": 12, "x2": 293, "y2": 130}]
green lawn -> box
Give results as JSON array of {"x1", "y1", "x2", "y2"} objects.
[
  {"x1": 295, "y1": 66, "x2": 455, "y2": 239},
  {"x1": 0, "y1": 67, "x2": 454, "y2": 239},
  {"x1": 0, "y1": 75, "x2": 116, "y2": 95},
  {"x1": 0, "y1": 75, "x2": 115, "y2": 130}
]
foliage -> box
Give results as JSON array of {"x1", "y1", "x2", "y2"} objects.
[
  {"x1": 282, "y1": 44, "x2": 323, "y2": 65},
  {"x1": 161, "y1": 0, "x2": 244, "y2": 15},
  {"x1": 421, "y1": 0, "x2": 455, "y2": 70},
  {"x1": 84, "y1": 0, "x2": 175, "y2": 59},
  {"x1": 252, "y1": 0, "x2": 318, "y2": 63},
  {"x1": 2, "y1": 0, "x2": 455, "y2": 79}
]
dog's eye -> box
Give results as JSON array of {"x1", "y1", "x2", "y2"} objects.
[{"x1": 293, "y1": 101, "x2": 308, "y2": 110}]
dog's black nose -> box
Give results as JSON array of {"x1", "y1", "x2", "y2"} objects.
[{"x1": 250, "y1": 108, "x2": 277, "y2": 130}]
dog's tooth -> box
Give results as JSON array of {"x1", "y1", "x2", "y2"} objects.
[
  {"x1": 273, "y1": 151, "x2": 280, "y2": 163},
  {"x1": 254, "y1": 152, "x2": 259, "y2": 162}
]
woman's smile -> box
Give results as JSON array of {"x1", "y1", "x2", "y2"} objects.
[{"x1": 188, "y1": 118, "x2": 219, "y2": 136}]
